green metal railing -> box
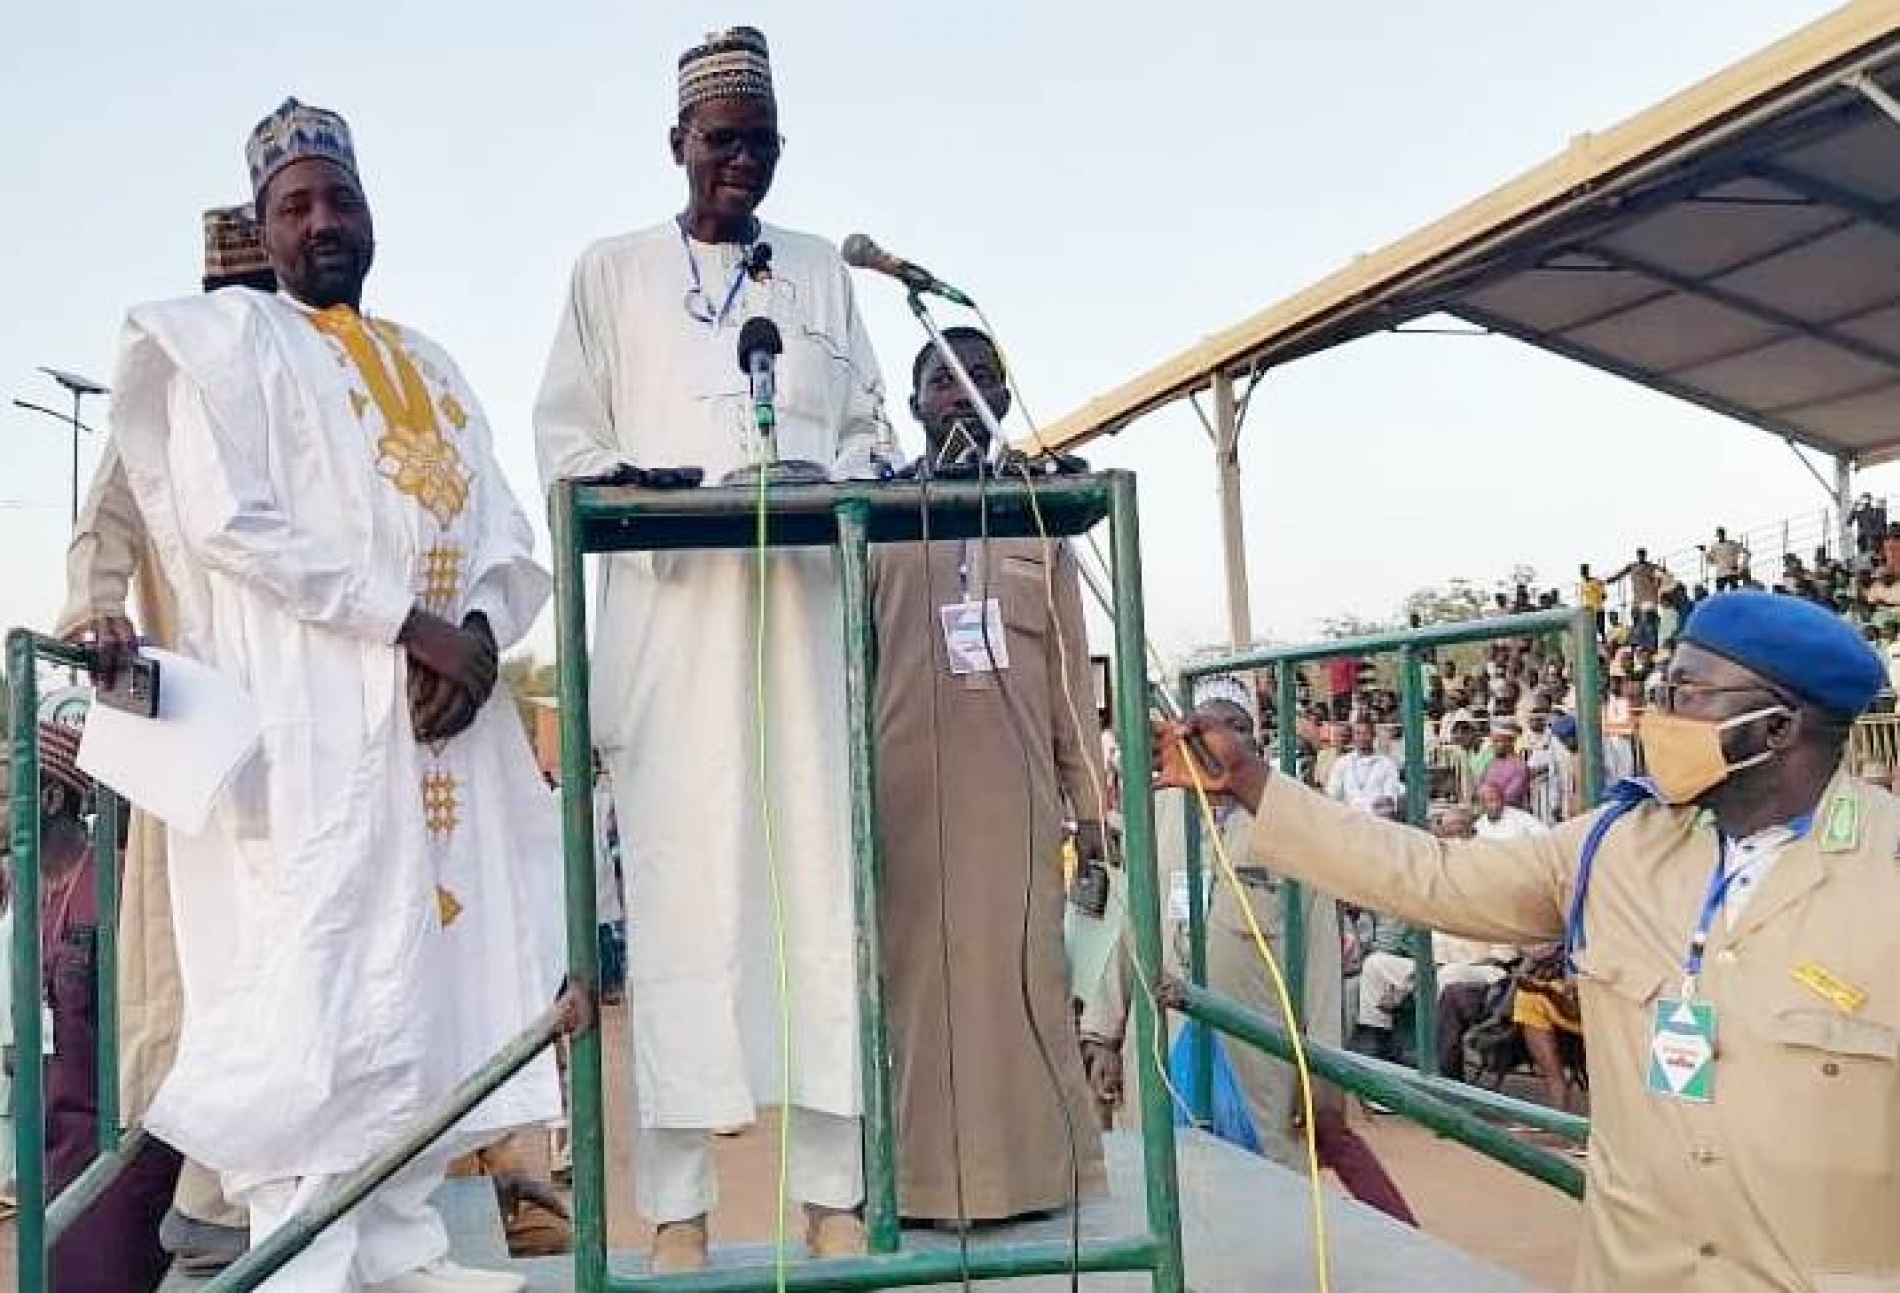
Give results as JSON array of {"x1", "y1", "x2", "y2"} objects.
[
  {"x1": 5, "y1": 628, "x2": 571, "y2": 1292},
  {"x1": 7, "y1": 630, "x2": 134, "y2": 1292},
  {"x1": 549, "y1": 470, "x2": 1186, "y2": 1291},
  {"x1": 1172, "y1": 608, "x2": 1603, "y2": 1189}
]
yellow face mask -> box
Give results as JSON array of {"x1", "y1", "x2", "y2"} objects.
[{"x1": 1638, "y1": 705, "x2": 1786, "y2": 805}]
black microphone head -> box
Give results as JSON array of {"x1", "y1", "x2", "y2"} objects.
[
  {"x1": 840, "y1": 233, "x2": 881, "y2": 269},
  {"x1": 737, "y1": 316, "x2": 783, "y2": 371}
]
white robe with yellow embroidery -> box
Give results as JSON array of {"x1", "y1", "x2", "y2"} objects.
[{"x1": 110, "y1": 287, "x2": 563, "y2": 1190}]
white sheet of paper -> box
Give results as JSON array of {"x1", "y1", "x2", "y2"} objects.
[{"x1": 77, "y1": 648, "x2": 261, "y2": 835}]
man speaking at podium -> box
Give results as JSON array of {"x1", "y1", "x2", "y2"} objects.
[{"x1": 533, "y1": 25, "x2": 888, "y2": 1273}]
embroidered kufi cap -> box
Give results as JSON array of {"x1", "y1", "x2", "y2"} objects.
[
  {"x1": 678, "y1": 27, "x2": 775, "y2": 115},
  {"x1": 246, "y1": 97, "x2": 357, "y2": 198},
  {"x1": 202, "y1": 203, "x2": 270, "y2": 281},
  {"x1": 36, "y1": 718, "x2": 91, "y2": 802}
]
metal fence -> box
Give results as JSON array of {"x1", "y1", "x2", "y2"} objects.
[{"x1": 1172, "y1": 608, "x2": 1604, "y2": 1195}]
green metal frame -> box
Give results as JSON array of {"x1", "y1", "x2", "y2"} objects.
[
  {"x1": 550, "y1": 470, "x2": 1185, "y2": 1291},
  {"x1": 1174, "y1": 608, "x2": 1603, "y2": 1173},
  {"x1": 6, "y1": 630, "x2": 135, "y2": 1292}
]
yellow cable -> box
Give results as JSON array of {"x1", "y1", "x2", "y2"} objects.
[
  {"x1": 1013, "y1": 463, "x2": 1331, "y2": 1292},
  {"x1": 754, "y1": 466, "x2": 794, "y2": 1293},
  {"x1": 1181, "y1": 750, "x2": 1333, "y2": 1293}
]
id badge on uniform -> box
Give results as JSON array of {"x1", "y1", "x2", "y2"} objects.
[
  {"x1": 1647, "y1": 997, "x2": 1716, "y2": 1102},
  {"x1": 939, "y1": 599, "x2": 1009, "y2": 676}
]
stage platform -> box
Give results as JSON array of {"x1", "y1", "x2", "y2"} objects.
[{"x1": 164, "y1": 1129, "x2": 1542, "y2": 1291}]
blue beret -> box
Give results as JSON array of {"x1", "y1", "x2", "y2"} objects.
[{"x1": 1679, "y1": 590, "x2": 1885, "y2": 719}]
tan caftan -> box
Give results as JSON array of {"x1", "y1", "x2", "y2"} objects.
[{"x1": 872, "y1": 534, "x2": 1107, "y2": 1221}]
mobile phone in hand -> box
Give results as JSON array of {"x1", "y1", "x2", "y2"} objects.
[{"x1": 96, "y1": 653, "x2": 160, "y2": 719}]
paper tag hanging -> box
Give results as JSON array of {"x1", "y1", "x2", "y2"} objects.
[
  {"x1": 1648, "y1": 997, "x2": 1717, "y2": 1102},
  {"x1": 939, "y1": 599, "x2": 1009, "y2": 675}
]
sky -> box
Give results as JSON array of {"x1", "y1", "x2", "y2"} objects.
[{"x1": 0, "y1": 0, "x2": 1879, "y2": 664}]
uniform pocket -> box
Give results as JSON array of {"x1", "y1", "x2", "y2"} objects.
[
  {"x1": 1772, "y1": 1010, "x2": 1899, "y2": 1062},
  {"x1": 999, "y1": 556, "x2": 1049, "y2": 637}
]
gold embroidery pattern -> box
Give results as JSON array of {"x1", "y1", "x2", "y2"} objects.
[
  {"x1": 349, "y1": 390, "x2": 370, "y2": 420},
  {"x1": 308, "y1": 307, "x2": 470, "y2": 526},
  {"x1": 416, "y1": 544, "x2": 465, "y2": 618},
  {"x1": 436, "y1": 884, "x2": 464, "y2": 928},
  {"x1": 423, "y1": 769, "x2": 461, "y2": 837},
  {"x1": 439, "y1": 392, "x2": 468, "y2": 430}
]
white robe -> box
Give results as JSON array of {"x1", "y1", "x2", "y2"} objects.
[
  {"x1": 534, "y1": 222, "x2": 886, "y2": 1128},
  {"x1": 110, "y1": 288, "x2": 564, "y2": 1190}
]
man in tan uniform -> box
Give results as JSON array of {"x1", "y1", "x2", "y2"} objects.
[
  {"x1": 55, "y1": 204, "x2": 275, "y2": 1268},
  {"x1": 873, "y1": 327, "x2": 1107, "y2": 1223},
  {"x1": 1158, "y1": 590, "x2": 1898, "y2": 1292}
]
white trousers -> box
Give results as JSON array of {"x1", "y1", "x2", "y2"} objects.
[
  {"x1": 636, "y1": 1109, "x2": 863, "y2": 1224},
  {"x1": 231, "y1": 1148, "x2": 453, "y2": 1292},
  {"x1": 1357, "y1": 953, "x2": 1505, "y2": 1029}
]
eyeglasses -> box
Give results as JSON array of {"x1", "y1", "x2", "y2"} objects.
[
  {"x1": 1655, "y1": 679, "x2": 1792, "y2": 714},
  {"x1": 685, "y1": 126, "x2": 785, "y2": 160}
]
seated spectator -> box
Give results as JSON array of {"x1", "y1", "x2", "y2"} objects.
[
  {"x1": 1510, "y1": 948, "x2": 1585, "y2": 1113},
  {"x1": 1474, "y1": 778, "x2": 1546, "y2": 840},
  {"x1": 1349, "y1": 806, "x2": 1515, "y2": 1061},
  {"x1": 1477, "y1": 721, "x2": 1530, "y2": 809}
]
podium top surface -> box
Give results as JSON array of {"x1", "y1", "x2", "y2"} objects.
[{"x1": 558, "y1": 469, "x2": 1124, "y2": 555}]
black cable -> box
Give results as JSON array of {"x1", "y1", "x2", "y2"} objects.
[
  {"x1": 915, "y1": 463, "x2": 975, "y2": 1292},
  {"x1": 970, "y1": 461, "x2": 1084, "y2": 1293}
]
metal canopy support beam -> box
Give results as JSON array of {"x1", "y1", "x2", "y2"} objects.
[
  {"x1": 1212, "y1": 371, "x2": 1253, "y2": 650},
  {"x1": 1836, "y1": 452, "x2": 1856, "y2": 560},
  {"x1": 1747, "y1": 161, "x2": 1900, "y2": 240},
  {"x1": 1585, "y1": 244, "x2": 1900, "y2": 377},
  {"x1": 1848, "y1": 72, "x2": 1900, "y2": 131},
  {"x1": 1785, "y1": 436, "x2": 1842, "y2": 499},
  {"x1": 1451, "y1": 302, "x2": 1849, "y2": 460}
]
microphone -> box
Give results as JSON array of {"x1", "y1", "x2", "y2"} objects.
[
  {"x1": 736, "y1": 316, "x2": 783, "y2": 432},
  {"x1": 840, "y1": 234, "x2": 974, "y2": 306}
]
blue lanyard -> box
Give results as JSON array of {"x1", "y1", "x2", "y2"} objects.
[
  {"x1": 1684, "y1": 812, "x2": 1812, "y2": 988},
  {"x1": 677, "y1": 219, "x2": 751, "y2": 332}
]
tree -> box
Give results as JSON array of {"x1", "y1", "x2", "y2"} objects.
[{"x1": 1402, "y1": 578, "x2": 1490, "y2": 627}]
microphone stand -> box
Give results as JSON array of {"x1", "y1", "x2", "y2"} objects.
[{"x1": 903, "y1": 292, "x2": 1181, "y2": 711}]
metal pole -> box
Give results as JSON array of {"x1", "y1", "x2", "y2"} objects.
[
  {"x1": 550, "y1": 483, "x2": 607, "y2": 1293},
  {"x1": 205, "y1": 1009, "x2": 564, "y2": 1291},
  {"x1": 1399, "y1": 647, "x2": 1438, "y2": 1076},
  {"x1": 1273, "y1": 666, "x2": 1305, "y2": 1020},
  {"x1": 1108, "y1": 473, "x2": 1186, "y2": 1293},
  {"x1": 1836, "y1": 453, "x2": 1856, "y2": 565},
  {"x1": 1574, "y1": 609, "x2": 1606, "y2": 806},
  {"x1": 9, "y1": 630, "x2": 47, "y2": 1293},
  {"x1": 1211, "y1": 372, "x2": 1253, "y2": 651},
  {"x1": 834, "y1": 501, "x2": 899, "y2": 1253},
  {"x1": 1175, "y1": 983, "x2": 1584, "y2": 1198},
  {"x1": 93, "y1": 787, "x2": 122, "y2": 1149},
  {"x1": 1177, "y1": 675, "x2": 1212, "y2": 1127}
]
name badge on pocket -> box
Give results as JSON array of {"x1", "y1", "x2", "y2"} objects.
[
  {"x1": 939, "y1": 599, "x2": 1009, "y2": 675},
  {"x1": 1648, "y1": 997, "x2": 1716, "y2": 1102}
]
